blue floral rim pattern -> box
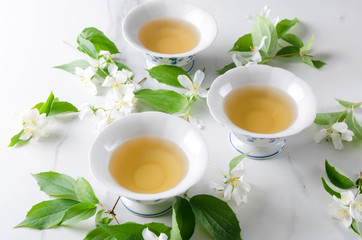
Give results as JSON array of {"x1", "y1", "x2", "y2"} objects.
[
  {"x1": 229, "y1": 133, "x2": 286, "y2": 159},
  {"x1": 121, "y1": 198, "x2": 172, "y2": 217}
]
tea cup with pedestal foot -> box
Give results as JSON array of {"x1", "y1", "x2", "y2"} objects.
[
  {"x1": 207, "y1": 65, "x2": 316, "y2": 160},
  {"x1": 89, "y1": 112, "x2": 208, "y2": 217}
]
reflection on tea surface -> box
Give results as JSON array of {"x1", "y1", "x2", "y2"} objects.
[
  {"x1": 138, "y1": 17, "x2": 199, "y2": 54},
  {"x1": 109, "y1": 136, "x2": 187, "y2": 194},
  {"x1": 224, "y1": 85, "x2": 296, "y2": 134}
]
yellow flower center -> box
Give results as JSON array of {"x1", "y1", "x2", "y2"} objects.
[
  {"x1": 338, "y1": 209, "x2": 348, "y2": 219},
  {"x1": 342, "y1": 197, "x2": 349, "y2": 204},
  {"x1": 81, "y1": 77, "x2": 89, "y2": 86},
  {"x1": 192, "y1": 84, "x2": 199, "y2": 91},
  {"x1": 25, "y1": 128, "x2": 33, "y2": 136},
  {"x1": 28, "y1": 117, "x2": 37, "y2": 126},
  {"x1": 353, "y1": 201, "x2": 362, "y2": 211},
  {"x1": 117, "y1": 100, "x2": 125, "y2": 107},
  {"x1": 113, "y1": 83, "x2": 121, "y2": 89},
  {"x1": 230, "y1": 177, "x2": 239, "y2": 188}
]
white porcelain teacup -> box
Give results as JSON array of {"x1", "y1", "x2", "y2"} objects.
[
  {"x1": 122, "y1": 0, "x2": 217, "y2": 72},
  {"x1": 207, "y1": 65, "x2": 316, "y2": 160},
  {"x1": 89, "y1": 112, "x2": 208, "y2": 217}
]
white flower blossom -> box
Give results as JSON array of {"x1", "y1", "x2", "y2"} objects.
[
  {"x1": 142, "y1": 228, "x2": 167, "y2": 240},
  {"x1": 351, "y1": 194, "x2": 362, "y2": 222},
  {"x1": 334, "y1": 191, "x2": 355, "y2": 206},
  {"x1": 102, "y1": 63, "x2": 134, "y2": 92},
  {"x1": 78, "y1": 103, "x2": 95, "y2": 120},
  {"x1": 94, "y1": 109, "x2": 115, "y2": 132},
  {"x1": 329, "y1": 201, "x2": 353, "y2": 228},
  {"x1": 99, "y1": 50, "x2": 123, "y2": 63},
  {"x1": 75, "y1": 66, "x2": 97, "y2": 95},
  {"x1": 211, "y1": 162, "x2": 250, "y2": 206},
  {"x1": 19, "y1": 109, "x2": 50, "y2": 140},
  {"x1": 247, "y1": 5, "x2": 280, "y2": 26},
  {"x1": 314, "y1": 122, "x2": 354, "y2": 150},
  {"x1": 231, "y1": 36, "x2": 267, "y2": 67},
  {"x1": 106, "y1": 85, "x2": 136, "y2": 116},
  {"x1": 177, "y1": 70, "x2": 207, "y2": 98}
]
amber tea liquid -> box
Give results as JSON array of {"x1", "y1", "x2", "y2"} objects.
[
  {"x1": 109, "y1": 136, "x2": 187, "y2": 194},
  {"x1": 224, "y1": 85, "x2": 296, "y2": 134},
  {"x1": 138, "y1": 17, "x2": 199, "y2": 54}
]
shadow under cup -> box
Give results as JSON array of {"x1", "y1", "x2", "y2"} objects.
[{"x1": 89, "y1": 112, "x2": 208, "y2": 216}]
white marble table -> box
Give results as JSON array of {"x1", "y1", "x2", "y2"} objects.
[{"x1": 1, "y1": 0, "x2": 361, "y2": 239}]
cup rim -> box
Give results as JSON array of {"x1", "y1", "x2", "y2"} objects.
[
  {"x1": 89, "y1": 111, "x2": 209, "y2": 201},
  {"x1": 122, "y1": 0, "x2": 218, "y2": 58},
  {"x1": 207, "y1": 65, "x2": 317, "y2": 139}
]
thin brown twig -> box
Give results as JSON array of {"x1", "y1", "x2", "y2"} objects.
[
  {"x1": 264, "y1": 50, "x2": 310, "y2": 60},
  {"x1": 336, "y1": 101, "x2": 362, "y2": 122},
  {"x1": 138, "y1": 77, "x2": 147, "y2": 84},
  {"x1": 98, "y1": 200, "x2": 120, "y2": 225}
]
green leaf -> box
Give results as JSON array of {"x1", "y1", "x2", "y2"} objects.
[
  {"x1": 345, "y1": 111, "x2": 362, "y2": 139},
  {"x1": 135, "y1": 89, "x2": 188, "y2": 114},
  {"x1": 84, "y1": 226, "x2": 117, "y2": 240},
  {"x1": 276, "y1": 46, "x2": 300, "y2": 58},
  {"x1": 147, "y1": 65, "x2": 190, "y2": 88},
  {"x1": 300, "y1": 35, "x2": 314, "y2": 53},
  {"x1": 74, "y1": 177, "x2": 99, "y2": 204},
  {"x1": 216, "y1": 63, "x2": 236, "y2": 75},
  {"x1": 39, "y1": 91, "x2": 55, "y2": 116},
  {"x1": 77, "y1": 36, "x2": 98, "y2": 59},
  {"x1": 95, "y1": 210, "x2": 113, "y2": 226},
  {"x1": 321, "y1": 177, "x2": 341, "y2": 199},
  {"x1": 281, "y1": 33, "x2": 304, "y2": 48},
  {"x1": 325, "y1": 160, "x2": 355, "y2": 189},
  {"x1": 252, "y1": 15, "x2": 278, "y2": 55},
  {"x1": 301, "y1": 55, "x2": 314, "y2": 67},
  {"x1": 15, "y1": 199, "x2": 79, "y2": 230},
  {"x1": 314, "y1": 111, "x2": 346, "y2": 125},
  {"x1": 190, "y1": 195, "x2": 241, "y2": 240},
  {"x1": 229, "y1": 153, "x2": 249, "y2": 173},
  {"x1": 336, "y1": 99, "x2": 361, "y2": 109},
  {"x1": 96, "y1": 67, "x2": 108, "y2": 80},
  {"x1": 276, "y1": 18, "x2": 299, "y2": 38},
  {"x1": 32, "y1": 102, "x2": 44, "y2": 111},
  {"x1": 229, "y1": 34, "x2": 253, "y2": 52},
  {"x1": 48, "y1": 101, "x2": 79, "y2": 116},
  {"x1": 311, "y1": 60, "x2": 326, "y2": 69},
  {"x1": 8, "y1": 129, "x2": 30, "y2": 147},
  {"x1": 61, "y1": 202, "x2": 97, "y2": 225},
  {"x1": 78, "y1": 27, "x2": 119, "y2": 54},
  {"x1": 351, "y1": 218, "x2": 361, "y2": 237},
  {"x1": 115, "y1": 62, "x2": 131, "y2": 72},
  {"x1": 54, "y1": 60, "x2": 91, "y2": 74},
  {"x1": 84, "y1": 222, "x2": 145, "y2": 240},
  {"x1": 171, "y1": 196, "x2": 195, "y2": 240},
  {"x1": 144, "y1": 222, "x2": 171, "y2": 239},
  {"x1": 32, "y1": 172, "x2": 76, "y2": 198}
]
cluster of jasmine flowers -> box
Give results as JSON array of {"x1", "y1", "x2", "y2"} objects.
[
  {"x1": 75, "y1": 50, "x2": 139, "y2": 131},
  {"x1": 329, "y1": 190, "x2": 362, "y2": 228},
  {"x1": 230, "y1": 5, "x2": 279, "y2": 67},
  {"x1": 17, "y1": 109, "x2": 52, "y2": 142},
  {"x1": 177, "y1": 69, "x2": 207, "y2": 129}
]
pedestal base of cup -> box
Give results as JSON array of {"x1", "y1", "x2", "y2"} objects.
[
  {"x1": 144, "y1": 59, "x2": 195, "y2": 73},
  {"x1": 229, "y1": 133, "x2": 286, "y2": 160},
  {"x1": 121, "y1": 196, "x2": 173, "y2": 217}
]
